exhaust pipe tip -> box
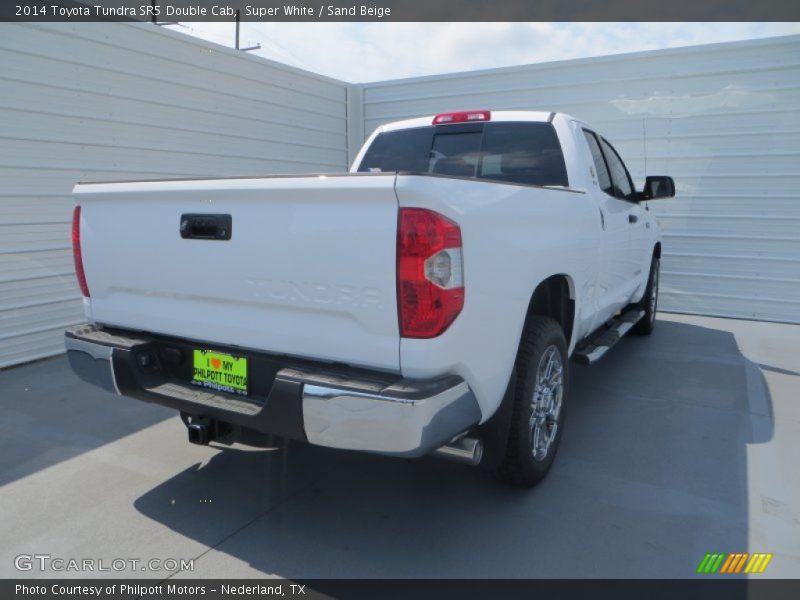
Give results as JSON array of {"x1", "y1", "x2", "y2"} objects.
[{"x1": 433, "y1": 436, "x2": 483, "y2": 466}]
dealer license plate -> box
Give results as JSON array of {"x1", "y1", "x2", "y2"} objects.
[{"x1": 192, "y1": 349, "x2": 248, "y2": 396}]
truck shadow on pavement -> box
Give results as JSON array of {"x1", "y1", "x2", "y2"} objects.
[
  {"x1": 134, "y1": 319, "x2": 773, "y2": 580},
  {"x1": 0, "y1": 355, "x2": 174, "y2": 487}
]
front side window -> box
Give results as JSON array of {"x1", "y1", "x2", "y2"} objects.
[
  {"x1": 583, "y1": 130, "x2": 612, "y2": 194},
  {"x1": 599, "y1": 138, "x2": 634, "y2": 200},
  {"x1": 358, "y1": 122, "x2": 569, "y2": 188}
]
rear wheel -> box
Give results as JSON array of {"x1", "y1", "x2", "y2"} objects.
[
  {"x1": 495, "y1": 317, "x2": 568, "y2": 487},
  {"x1": 633, "y1": 255, "x2": 659, "y2": 336}
]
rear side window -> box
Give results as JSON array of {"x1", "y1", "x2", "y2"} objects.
[{"x1": 358, "y1": 122, "x2": 569, "y2": 188}]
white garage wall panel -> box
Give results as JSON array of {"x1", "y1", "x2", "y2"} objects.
[
  {"x1": 362, "y1": 35, "x2": 800, "y2": 324},
  {"x1": 0, "y1": 23, "x2": 349, "y2": 368}
]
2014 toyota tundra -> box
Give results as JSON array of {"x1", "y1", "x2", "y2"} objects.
[{"x1": 65, "y1": 110, "x2": 675, "y2": 486}]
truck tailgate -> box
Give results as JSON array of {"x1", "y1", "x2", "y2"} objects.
[{"x1": 74, "y1": 174, "x2": 400, "y2": 372}]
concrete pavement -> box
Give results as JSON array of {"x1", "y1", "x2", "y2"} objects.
[{"x1": 1, "y1": 314, "x2": 798, "y2": 579}]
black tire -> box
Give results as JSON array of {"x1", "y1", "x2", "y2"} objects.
[
  {"x1": 633, "y1": 255, "x2": 659, "y2": 336},
  {"x1": 495, "y1": 317, "x2": 568, "y2": 487}
]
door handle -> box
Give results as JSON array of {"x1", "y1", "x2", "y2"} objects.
[
  {"x1": 628, "y1": 214, "x2": 639, "y2": 224},
  {"x1": 180, "y1": 214, "x2": 232, "y2": 240}
]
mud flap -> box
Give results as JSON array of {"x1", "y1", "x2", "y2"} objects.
[{"x1": 475, "y1": 367, "x2": 517, "y2": 470}]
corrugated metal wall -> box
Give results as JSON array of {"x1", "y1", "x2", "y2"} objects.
[
  {"x1": 361, "y1": 35, "x2": 800, "y2": 324},
  {"x1": 0, "y1": 23, "x2": 349, "y2": 368}
]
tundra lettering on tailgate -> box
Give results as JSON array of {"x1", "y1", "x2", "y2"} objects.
[{"x1": 246, "y1": 278, "x2": 383, "y2": 309}]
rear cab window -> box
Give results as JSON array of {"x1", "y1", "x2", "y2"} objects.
[{"x1": 358, "y1": 121, "x2": 569, "y2": 188}]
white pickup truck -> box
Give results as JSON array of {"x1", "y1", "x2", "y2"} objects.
[{"x1": 65, "y1": 110, "x2": 674, "y2": 486}]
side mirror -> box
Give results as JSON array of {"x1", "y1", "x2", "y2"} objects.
[{"x1": 640, "y1": 176, "x2": 675, "y2": 200}]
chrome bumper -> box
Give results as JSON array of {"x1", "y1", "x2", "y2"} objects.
[
  {"x1": 65, "y1": 334, "x2": 121, "y2": 395},
  {"x1": 301, "y1": 379, "x2": 481, "y2": 457},
  {"x1": 64, "y1": 325, "x2": 481, "y2": 458}
]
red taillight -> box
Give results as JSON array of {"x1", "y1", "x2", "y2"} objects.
[
  {"x1": 72, "y1": 205, "x2": 90, "y2": 297},
  {"x1": 397, "y1": 208, "x2": 464, "y2": 338},
  {"x1": 432, "y1": 110, "x2": 491, "y2": 125}
]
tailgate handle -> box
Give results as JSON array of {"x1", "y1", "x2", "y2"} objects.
[{"x1": 180, "y1": 214, "x2": 232, "y2": 240}]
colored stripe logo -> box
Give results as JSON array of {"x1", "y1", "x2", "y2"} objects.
[{"x1": 697, "y1": 553, "x2": 773, "y2": 574}]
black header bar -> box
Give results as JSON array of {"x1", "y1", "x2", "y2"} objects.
[
  {"x1": 2, "y1": 0, "x2": 799, "y2": 22},
  {"x1": 5, "y1": 579, "x2": 800, "y2": 600}
]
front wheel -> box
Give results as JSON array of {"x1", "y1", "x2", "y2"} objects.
[
  {"x1": 633, "y1": 255, "x2": 659, "y2": 336},
  {"x1": 495, "y1": 317, "x2": 568, "y2": 487}
]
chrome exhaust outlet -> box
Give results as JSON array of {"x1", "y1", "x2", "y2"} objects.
[{"x1": 433, "y1": 437, "x2": 483, "y2": 466}]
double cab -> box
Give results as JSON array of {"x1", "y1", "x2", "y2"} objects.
[{"x1": 65, "y1": 110, "x2": 675, "y2": 486}]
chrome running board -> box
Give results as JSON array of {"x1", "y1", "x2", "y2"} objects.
[{"x1": 573, "y1": 308, "x2": 645, "y2": 365}]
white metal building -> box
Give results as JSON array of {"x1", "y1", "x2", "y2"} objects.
[
  {"x1": 1, "y1": 24, "x2": 798, "y2": 368},
  {"x1": 0, "y1": 23, "x2": 350, "y2": 368}
]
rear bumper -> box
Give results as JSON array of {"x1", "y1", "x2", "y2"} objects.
[{"x1": 64, "y1": 325, "x2": 481, "y2": 457}]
